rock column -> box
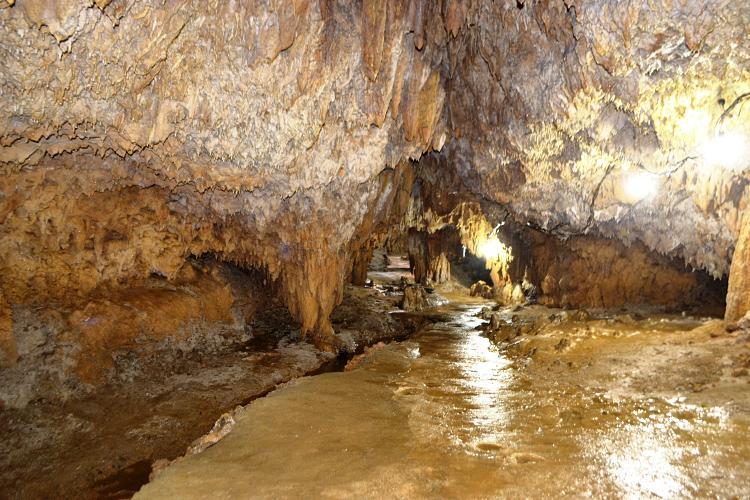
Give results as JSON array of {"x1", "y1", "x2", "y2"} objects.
[{"x1": 726, "y1": 208, "x2": 750, "y2": 322}]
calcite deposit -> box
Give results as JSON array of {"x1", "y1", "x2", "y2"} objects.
[
  {"x1": 448, "y1": 0, "x2": 750, "y2": 278},
  {"x1": 727, "y1": 201, "x2": 750, "y2": 322},
  {"x1": 0, "y1": 0, "x2": 448, "y2": 378},
  {"x1": 1, "y1": 0, "x2": 749, "y2": 405}
]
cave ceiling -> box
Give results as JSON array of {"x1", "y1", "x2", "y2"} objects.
[{"x1": 1, "y1": 0, "x2": 749, "y2": 334}]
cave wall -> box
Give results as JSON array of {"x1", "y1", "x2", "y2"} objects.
[
  {"x1": 726, "y1": 195, "x2": 750, "y2": 321},
  {"x1": 446, "y1": 0, "x2": 750, "y2": 278},
  {"x1": 0, "y1": 0, "x2": 451, "y2": 364},
  {"x1": 1, "y1": 0, "x2": 749, "y2": 401},
  {"x1": 0, "y1": 257, "x2": 263, "y2": 408},
  {"x1": 399, "y1": 153, "x2": 727, "y2": 312},
  {"x1": 528, "y1": 233, "x2": 722, "y2": 311}
]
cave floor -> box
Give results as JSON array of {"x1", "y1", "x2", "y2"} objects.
[
  {"x1": 137, "y1": 295, "x2": 750, "y2": 499},
  {"x1": 0, "y1": 286, "x2": 410, "y2": 499}
]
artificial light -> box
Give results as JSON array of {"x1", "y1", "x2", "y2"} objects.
[
  {"x1": 701, "y1": 132, "x2": 748, "y2": 170},
  {"x1": 479, "y1": 237, "x2": 509, "y2": 262},
  {"x1": 624, "y1": 172, "x2": 659, "y2": 201}
]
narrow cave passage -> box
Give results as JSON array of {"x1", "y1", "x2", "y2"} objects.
[{"x1": 2, "y1": 1, "x2": 750, "y2": 498}]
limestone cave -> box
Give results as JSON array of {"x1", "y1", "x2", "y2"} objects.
[{"x1": 1, "y1": 0, "x2": 749, "y2": 498}]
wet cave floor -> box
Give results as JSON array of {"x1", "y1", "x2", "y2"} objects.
[
  {"x1": 0, "y1": 283, "x2": 414, "y2": 499},
  {"x1": 2, "y1": 276, "x2": 750, "y2": 499},
  {"x1": 138, "y1": 294, "x2": 750, "y2": 499}
]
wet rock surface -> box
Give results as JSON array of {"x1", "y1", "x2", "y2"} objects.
[
  {"x1": 0, "y1": 1, "x2": 749, "y2": 496},
  {"x1": 135, "y1": 296, "x2": 750, "y2": 499},
  {"x1": 485, "y1": 303, "x2": 750, "y2": 414},
  {"x1": 401, "y1": 284, "x2": 429, "y2": 312},
  {"x1": 0, "y1": 284, "x2": 412, "y2": 499}
]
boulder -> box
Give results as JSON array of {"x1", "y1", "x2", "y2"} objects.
[{"x1": 470, "y1": 281, "x2": 494, "y2": 299}]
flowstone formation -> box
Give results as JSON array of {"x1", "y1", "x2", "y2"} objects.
[
  {"x1": 726, "y1": 201, "x2": 750, "y2": 322},
  {"x1": 1, "y1": 0, "x2": 749, "y2": 405},
  {"x1": 444, "y1": 0, "x2": 750, "y2": 304},
  {"x1": 0, "y1": 0, "x2": 449, "y2": 396}
]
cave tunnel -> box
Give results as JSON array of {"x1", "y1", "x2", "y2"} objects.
[{"x1": 1, "y1": 1, "x2": 750, "y2": 498}]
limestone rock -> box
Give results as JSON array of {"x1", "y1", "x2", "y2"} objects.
[
  {"x1": 0, "y1": 0, "x2": 449, "y2": 360},
  {"x1": 726, "y1": 204, "x2": 750, "y2": 322},
  {"x1": 470, "y1": 281, "x2": 493, "y2": 299},
  {"x1": 1, "y1": 0, "x2": 749, "y2": 401},
  {"x1": 401, "y1": 284, "x2": 428, "y2": 312},
  {"x1": 447, "y1": 0, "x2": 750, "y2": 277}
]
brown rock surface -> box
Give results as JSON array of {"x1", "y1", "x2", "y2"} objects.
[
  {"x1": 401, "y1": 284, "x2": 428, "y2": 312},
  {"x1": 726, "y1": 202, "x2": 750, "y2": 321},
  {"x1": 529, "y1": 234, "x2": 723, "y2": 311},
  {"x1": 4, "y1": 2, "x2": 750, "y2": 497},
  {"x1": 447, "y1": 0, "x2": 750, "y2": 277},
  {"x1": 0, "y1": 0, "x2": 448, "y2": 360},
  {"x1": 1, "y1": 0, "x2": 749, "y2": 401}
]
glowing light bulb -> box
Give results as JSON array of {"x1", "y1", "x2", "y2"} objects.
[
  {"x1": 479, "y1": 237, "x2": 508, "y2": 262},
  {"x1": 624, "y1": 172, "x2": 659, "y2": 201},
  {"x1": 701, "y1": 132, "x2": 748, "y2": 170}
]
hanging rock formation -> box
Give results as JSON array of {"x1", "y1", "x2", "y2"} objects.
[
  {"x1": 447, "y1": 0, "x2": 750, "y2": 279},
  {"x1": 0, "y1": 0, "x2": 448, "y2": 376},
  {"x1": 1, "y1": 0, "x2": 749, "y2": 402}
]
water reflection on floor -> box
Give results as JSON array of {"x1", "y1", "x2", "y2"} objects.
[
  {"x1": 137, "y1": 300, "x2": 750, "y2": 499},
  {"x1": 396, "y1": 305, "x2": 515, "y2": 455}
]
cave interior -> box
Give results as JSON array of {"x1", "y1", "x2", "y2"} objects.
[{"x1": 1, "y1": 0, "x2": 750, "y2": 497}]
